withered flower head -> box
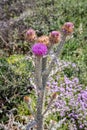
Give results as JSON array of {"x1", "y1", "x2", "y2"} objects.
[
  {"x1": 24, "y1": 96, "x2": 31, "y2": 103},
  {"x1": 37, "y1": 35, "x2": 51, "y2": 47}
]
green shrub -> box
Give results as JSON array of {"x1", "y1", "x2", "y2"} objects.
[
  {"x1": 0, "y1": 55, "x2": 34, "y2": 122},
  {"x1": 0, "y1": 55, "x2": 33, "y2": 95}
]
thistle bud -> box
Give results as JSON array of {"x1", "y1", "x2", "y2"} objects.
[
  {"x1": 26, "y1": 28, "x2": 37, "y2": 42},
  {"x1": 62, "y1": 22, "x2": 74, "y2": 35},
  {"x1": 52, "y1": 92, "x2": 57, "y2": 99},
  {"x1": 49, "y1": 31, "x2": 61, "y2": 44},
  {"x1": 24, "y1": 96, "x2": 31, "y2": 104}
]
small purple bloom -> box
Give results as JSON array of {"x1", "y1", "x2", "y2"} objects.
[
  {"x1": 51, "y1": 85, "x2": 58, "y2": 92},
  {"x1": 32, "y1": 43, "x2": 48, "y2": 56},
  {"x1": 79, "y1": 125, "x2": 83, "y2": 129},
  {"x1": 72, "y1": 77, "x2": 79, "y2": 84},
  {"x1": 64, "y1": 76, "x2": 72, "y2": 85},
  {"x1": 72, "y1": 63, "x2": 76, "y2": 68}
]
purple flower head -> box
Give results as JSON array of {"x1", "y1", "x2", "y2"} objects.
[{"x1": 32, "y1": 43, "x2": 48, "y2": 56}]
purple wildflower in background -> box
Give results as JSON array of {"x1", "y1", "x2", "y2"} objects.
[
  {"x1": 46, "y1": 71, "x2": 87, "y2": 129},
  {"x1": 78, "y1": 90, "x2": 87, "y2": 110},
  {"x1": 72, "y1": 77, "x2": 79, "y2": 84},
  {"x1": 32, "y1": 43, "x2": 48, "y2": 56},
  {"x1": 51, "y1": 85, "x2": 58, "y2": 92},
  {"x1": 79, "y1": 125, "x2": 83, "y2": 129},
  {"x1": 72, "y1": 63, "x2": 76, "y2": 68},
  {"x1": 64, "y1": 76, "x2": 72, "y2": 85}
]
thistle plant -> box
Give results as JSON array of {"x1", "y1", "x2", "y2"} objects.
[{"x1": 25, "y1": 22, "x2": 74, "y2": 130}]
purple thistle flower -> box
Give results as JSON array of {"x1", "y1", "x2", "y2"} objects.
[{"x1": 32, "y1": 43, "x2": 48, "y2": 56}]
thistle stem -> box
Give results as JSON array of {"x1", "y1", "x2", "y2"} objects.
[{"x1": 35, "y1": 56, "x2": 44, "y2": 130}]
